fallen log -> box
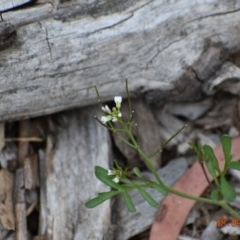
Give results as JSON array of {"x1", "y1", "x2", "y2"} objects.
[{"x1": 0, "y1": 1, "x2": 240, "y2": 120}]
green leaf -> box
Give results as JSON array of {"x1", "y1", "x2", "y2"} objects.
[
  {"x1": 197, "y1": 141, "x2": 202, "y2": 151},
  {"x1": 95, "y1": 166, "x2": 108, "y2": 176},
  {"x1": 203, "y1": 145, "x2": 220, "y2": 173},
  {"x1": 221, "y1": 135, "x2": 232, "y2": 164},
  {"x1": 95, "y1": 170, "x2": 124, "y2": 189},
  {"x1": 220, "y1": 176, "x2": 236, "y2": 202},
  {"x1": 85, "y1": 191, "x2": 121, "y2": 208},
  {"x1": 189, "y1": 142, "x2": 200, "y2": 155},
  {"x1": 151, "y1": 183, "x2": 168, "y2": 196},
  {"x1": 133, "y1": 167, "x2": 142, "y2": 178},
  {"x1": 228, "y1": 162, "x2": 240, "y2": 171},
  {"x1": 210, "y1": 189, "x2": 219, "y2": 201},
  {"x1": 120, "y1": 177, "x2": 132, "y2": 184},
  {"x1": 123, "y1": 191, "x2": 136, "y2": 212},
  {"x1": 205, "y1": 155, "x2": 217, "y2": 183},
  {"x1": 138, "y1": 188, "x2": 159, "y2": 207},
  {"x1": 189, "y1": 142, "x2": 205, "y2": 162}
]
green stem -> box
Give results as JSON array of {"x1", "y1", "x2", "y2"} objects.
[
  {"x1": 163, "y1": 184, "x2": 240, "y2": 218},
  {"x1": 114, "y1": 118, "x2": 240, "y2": 219},
  {"x1": 122, "y1": 121, "x2": 164, "y2": 186},
  {"x1": 219, "y1": 201, "x2": 240, "y2": 219},
  {"x1": 164, "y1": 184, "x2": 217, "y2": 204},
  {"x1": 125, "y1": 78, "x2": 132, "y2": 123},
  {"x1": 114, "y1": 131, "x2": 136, "y2": 149},
  {"x1": 149, "y1": 124, "x2": 187, "y2": 159}
]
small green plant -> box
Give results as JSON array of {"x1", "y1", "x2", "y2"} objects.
[{"x1": 85, "y1": 80, "x2": 240, "y2": 218}]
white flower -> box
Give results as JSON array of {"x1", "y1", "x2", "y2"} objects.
[
  {"x1": 112, "y1": 117, "x2": 118, "y2": 122},
  {"x1": 108, "y1": 170, "x2": 115, "y2": 175},
  {"x1": 114, "y1": 96, "x2": 122, "y2": 109},
  {"x1": 101, "y1": 105, "x2": 111, "y2": 114},
  {"x1": 118, "y1": 112, "x2": 122, "y2": 117},
  {"x1": 101, "y1": 115, "x2": 111, "y2": 124},
  {"x1": 112, "y1": 176, "x2": 120, "y2": 183}
]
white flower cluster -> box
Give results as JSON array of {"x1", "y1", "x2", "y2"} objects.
[
  {"x1": 108, "y1": 170, "x2": 120, "y2": 183},
  {"x1": 101, "y1": 96, "x2": 122, "y2": 124}
]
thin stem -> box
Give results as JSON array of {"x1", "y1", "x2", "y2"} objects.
[
  {"x1": 5, "y1": 137, "x2": 43, "y2": 142},
  {"x1": 149, "y1": 124, "x2": 187, "y2": 159},
  {"x1": 94, "y1": 85, "x2": 104, "y2": 107},
  {"x1": 164, "y1": 184, "x2": 216, "y2": 204},
  {"x1": 135, "y1": 124, "x2": 139, "y2": 145},
  {"x1": 125, "y1": 78, "x2": 132, "y2": 122},
  {"x1": 219, "y1": 201, "x2": 240, "y2": 219},
  {"x1": 114, "y1": 131, "x2": 136, "y2": 149},
  {"x1": 199, "y1": 163, "x2": 213, "y2": 189},
  {"x1": 122, "y1": 121, "x2": 164, "y2": 185},
  {"x1": 164, "y1": 184, "x2": 239, "y2": 218},
  {"x1": 94, "y1": 116, "x2": 109, "y2": 128},
  {"x1": 129, "y1": 111, "x2": 134, "y2": 123}
]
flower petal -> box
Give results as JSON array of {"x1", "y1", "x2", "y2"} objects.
[
  {"x1": 114, "y1": 96, "x2": 122, "y2": 109},
  {"x1": 118, "y1": 112, "x2": 122, "y2": 117},
  {"x1": 112, "y1": 177, "x2": 120, "y2": 183},
  {"x1": 102, "y1": 105, "x2": 111, "y2": 114},
  {"x1": 108, "y1": 170, "x2": 115, "y2": 175},
  {"x1": 101, "y1": 115, "x2": 111, "y2": 123},
  {"x1": 114, "y1": 96, "x2": 122, "y2": 103},
  {"x1": 112, "y1": 117, "x2": 118, "y2": 122}
]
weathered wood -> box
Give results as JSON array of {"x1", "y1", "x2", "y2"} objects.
[
  {"x1": 2, "y1": 3, "x2": 53, "y2": 26},
  {"x1": 0, "y1": 169, "x2": 15, "y2": 230},
  {"x1": 41, "y1": 107, "x2": 113, "y2": 240},
  {"x1": 38, "y1": 150, "x2": 47, "y2": 236},
  {"x1": 14, "y1": 168, "x2": 27, "y2": 240},
  {"x1": 0, "y1": 1, "x2": 240, "y2": 120},
  {"x1": 0, "y1": 0, "x2": 32, "y2": 12}
]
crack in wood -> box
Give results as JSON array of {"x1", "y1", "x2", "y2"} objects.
[
  {"x1": 45, "y1": 28, "x2": 53, "y2": 61},
  {"x1": 184, "y1": 7, "x2": 240, "y2": 26},
  {"x1": 146, "y1": 29, "x2": 196, "y2": 69},
  {"x1": 83, "y1": 13, "x2": 134, "y2": 38},
  {"x1": 54, "y1": 0, "x2": 141, "y2": 20}
]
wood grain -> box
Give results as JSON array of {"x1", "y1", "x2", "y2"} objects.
[
  {"x1": 41, "y1": 107, "x2": 113, "y2": 240},
  {"x1": 0, "y1": 1, "x2": 240, "y2": 120}
]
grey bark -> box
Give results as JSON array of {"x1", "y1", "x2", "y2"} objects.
[
  {"x1": 0, "y1": 1, "x2": 239, "y2": 121},
  {"x1": 41, "y1": 107, "x2": 113, "y2": 240}
]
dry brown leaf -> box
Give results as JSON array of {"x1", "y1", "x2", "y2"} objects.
[
  {"x1": 0, "y1": 169, "x2": 15, "y2": 230},
  {"x1": 150, "y1": 137, "x2": 240, "y2": 240}
]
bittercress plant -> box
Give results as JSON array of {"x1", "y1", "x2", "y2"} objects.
[{"x1": 85, "y1": 80, "x2": 240, "y2": 219}]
